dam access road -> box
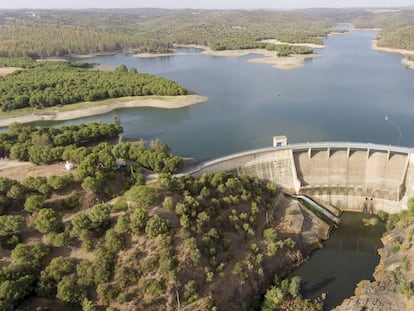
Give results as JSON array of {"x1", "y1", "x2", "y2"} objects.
[{"x1": 183, "y1": 141, "x2": 414, "y2": 213}]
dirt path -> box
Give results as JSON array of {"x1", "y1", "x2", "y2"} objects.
[
  {"x1": 0, "y1": 161, "x2": 68, "y2": 181},
  {"x1": 0, "y1": 67, "x2": 22, "y2": 77}
]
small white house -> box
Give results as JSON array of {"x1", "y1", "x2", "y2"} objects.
[{"x1": 64, "y1": 161, "x2": 74, "y2": 171}]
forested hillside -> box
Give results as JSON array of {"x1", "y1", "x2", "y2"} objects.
[
  {"x1": 0, "y1": 60, "x2": 186, "y2": 111},
  {"x1": 0, "y1": 122, "x2": 323, "y2": 311},
  {"x1": 306, "y1": 8, "x2": 414, "y2": 51},
  {"x1": 0, "y1": 9, "x2": 334, "y2": 58},
  {"x1": 349, "y1": 9, "x2": 414, "y2": 50}
]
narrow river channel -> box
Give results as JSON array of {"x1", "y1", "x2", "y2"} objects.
[{"x1": 290, "y1": 212, "x2": 385, "y2": 310}]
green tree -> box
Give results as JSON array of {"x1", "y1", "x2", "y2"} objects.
[
  {"x1": 37, "y1": 257, "x2": 77, "y2": 297},
  {"x1": 115, "y1": 64, "x2": 128, "y2": 72},
  {"x1": 11, "y1": 243, "x2": 49, "y2": 265},
  {"x1": 88, "y1": 203, "x2": 111, "y2": 228},
  {"x1": 34, "y1": 208, "x2": 61, "y2": 234},
  {"x1": 145, "y1": 215, "x2": 171, "y2": 238},
  {"x1": 288, "y1": 276, "x2": 301, "y2": 298},
  {"x1": 130, "y1": 208, "x2": 149, "y2": 234},
  {"x1": 104, "y1": 229, "x2": 124, "y2": 253},
  {"x1": 114, "y1": 215, "x2": 130, "y2": 233},
  {"x1": 24, "y1": 194, "x2": 45, "y2": 213},
  {"x1": 82, "y1": 298, "x2": 98, "y2": 311},
  {"x1": 81, "y1": 176, "x2": 102, "y2": 192},
  {"x1": 125, "y1": 185, "x2": 156, "y2": 207},
  {"x1": 57, "y1": 274, "x2": 84, "y2": 304},
  {"x1": 0, "y1": 215, "x2": 25, "y2": 237},
  {"x1": 262, "y1": 286, "x2": 285, "y2": 310}
]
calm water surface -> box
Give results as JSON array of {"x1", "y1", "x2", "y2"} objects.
[
  {"x1": 54, "y1": 29, "x2": 414, "y2": 160},
  {"x1": 290, "y1": 212, "x2": 385, "y2": 310}
]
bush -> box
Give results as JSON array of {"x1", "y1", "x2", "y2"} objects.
[
  {"x1": 34, "y1": 208, "x2": 61, "y2": 234},
  {"x1": 47, "y1": 174, "x2": 74, "y2": 190},
  {"x1": 130, "y1": 208, "x2": 149, "y2": 234},
  {"x1": 0, "y1": 215, "x2": 25, "y2": 237},
  {"x1": 1, "y1": 234, "x2": 21, "y2": 250},
  {"x1": 24, "y1": 194, "x2": 46, "y2": 213},
  {"x1": 112, "y1": 197, "x2": 128, "y2": 212},
  {"x1": 125, "y1": 185, "x2": 156, "y2": 207},
  {"x1": 104, "y1": 229, "x2": 124, "y2": 253},
  {"x1": 48, "y1": 230, "x2": 70, "y2": 247},
  {"x1": 11, "y1": 242, "x2": 49, "y2": 265},
  {"x1": 145, "y1": 215, "x2": 171, "y2": 238}
]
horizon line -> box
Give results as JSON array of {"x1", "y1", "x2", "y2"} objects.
[{"x1": 0, "y1": 6, "x2": 413, "y2": 10}]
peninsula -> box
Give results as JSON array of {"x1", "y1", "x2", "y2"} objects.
[{"x1": 0, "y1": 95, "x2": 208, "y2": 127}]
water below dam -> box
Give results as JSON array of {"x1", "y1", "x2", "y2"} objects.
[{"x1": 290, "y1": 212, "x2": 385, "y2": 310}]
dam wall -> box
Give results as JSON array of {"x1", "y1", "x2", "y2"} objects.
[
  {"x1": 185, "y1": 142, "x2": 414, "y2": 214},
  {"x1": 188, "y1": 148, "x2": 301, "y2": 192}
]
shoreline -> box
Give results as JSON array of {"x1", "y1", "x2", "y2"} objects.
[
  {"x1": 248, "y1": 52, "x2": 319, "y2": 70},
  {"x1": 260, "y1": 39, "x2": 325, "y2": 49},
  {"x1": 0, "y1": 95, "x2": 208, "y2": 127},
  {"x1": 372, "y1": 40, "x2": 414, "y2": 56},
  {"x1": 372, "y1": 40, "x2": 414, "y2": 70},
  {"x1": 174, "y1": 44, "x2": 319, "y2": 70},
  {"x1": 135, "y1": 51, "x2": 197, "y2": 58}
]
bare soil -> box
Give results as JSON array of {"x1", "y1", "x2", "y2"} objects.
[{"x1": 0, "y1": 161, "x2": 69, "y2": 181}]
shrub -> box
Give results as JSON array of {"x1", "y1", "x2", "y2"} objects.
[
  {"x1": 145, "y1": 215, "x2": 171, "y2": 238},
  {"x1": 34, "y1": 208, "x2": 61, "y2": 234}
]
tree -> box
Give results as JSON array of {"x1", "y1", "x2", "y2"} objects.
[
  {"x1": 11, "y1": 243, "x2": 49, "y2": 265},
  {"x1": 288, "y1": 276, "x2": 301, "y2": 298},
  {"x1": 150, "y1": 138, "x2": 170, "y2": 153},
  {"x1": 104, "y1": 229, "x2": 124, "y2": 253},
  {"x1": 0, "y1": 274, "x2": 35, "y2": 306},
  {"x1": 262, "y1": 286, "x2": 285, "y2": 311},
  {"x1": 34, "y1": 208, "x2": 61, "y2": 234},
  {"x1": 81, "y1": 176, "x2": 102, "y2": 192},
  {"x1": 82, "y1": 298, "x2": 98, "y2": 311},
  {"x1": 0, "y1": 215, "x2": 25, "y2": 237},
  {"x1": 76, "y1": 260, "x2": 95, "y2": 288},
  {"x1": 115, "y1": 64, "x2": 128, "y2": 72},
  {"x1": 92, "y1": 247, "x2": 115, "y2": 285},
  {"x1": 47, "y1": 174, "x2": 74, "y2": 190},
  {"x1": 88, "y1": 204, "x2": 111, "y2": 228},
  {"x1": 57, "y1": 274, "x2": 84, "y2": 304},
  {"x1": 114, "y1": 215, "x2": 130, "y2": 233},
  {"x1": 24, "y1": 194, "x2": 45, "y2": 213},
  {"x1": 130, "y1": 208, "x2": 149, "y2": 234},
  {"x1": 145, "y1": 215, "x2": 171, "y2": 238},
  {"x1": 37, "y1": 257, "x2": 77, "y2": 297},
  {"x1": 125, "y1": 185, "x2": 156, "y2": 207},
  {"x1": 6, "y1": 184, "x2": 25, "y2": 201},
  {"x1": 162, "y1": 196, "x2": 174, "y2": 210},
  {"x1": 263, "y1": 228, "x2": 277, "y2": 242}
]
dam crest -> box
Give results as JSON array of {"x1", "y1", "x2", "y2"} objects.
[{"x1": 185, "y1": 142, "x2": 414, "y2": 214}]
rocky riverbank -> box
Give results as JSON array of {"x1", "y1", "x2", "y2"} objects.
[{"x1": 334, "y1": 218, "x2": 414, "y2": 310}]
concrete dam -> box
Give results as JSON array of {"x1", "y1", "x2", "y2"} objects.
[{"x1": 185, "y1": 142, "x2": 414, "y2": 214}]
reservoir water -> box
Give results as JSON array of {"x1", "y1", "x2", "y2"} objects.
[{"x1": 59, "y1": 29, "x2": 414, "y2": 161}]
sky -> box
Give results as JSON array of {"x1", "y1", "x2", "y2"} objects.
[{"x1": 2, "y1": 0, "x2": 414, "y2": 10}]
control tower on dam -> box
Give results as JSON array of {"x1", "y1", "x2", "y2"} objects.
[{"x1": 186, "y1": 142, "x2": 414, "y2": 214}]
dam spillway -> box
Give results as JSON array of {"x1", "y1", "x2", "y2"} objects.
[{"x1": 185, "y1": 142, "x2": 414, "y2": 214}]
